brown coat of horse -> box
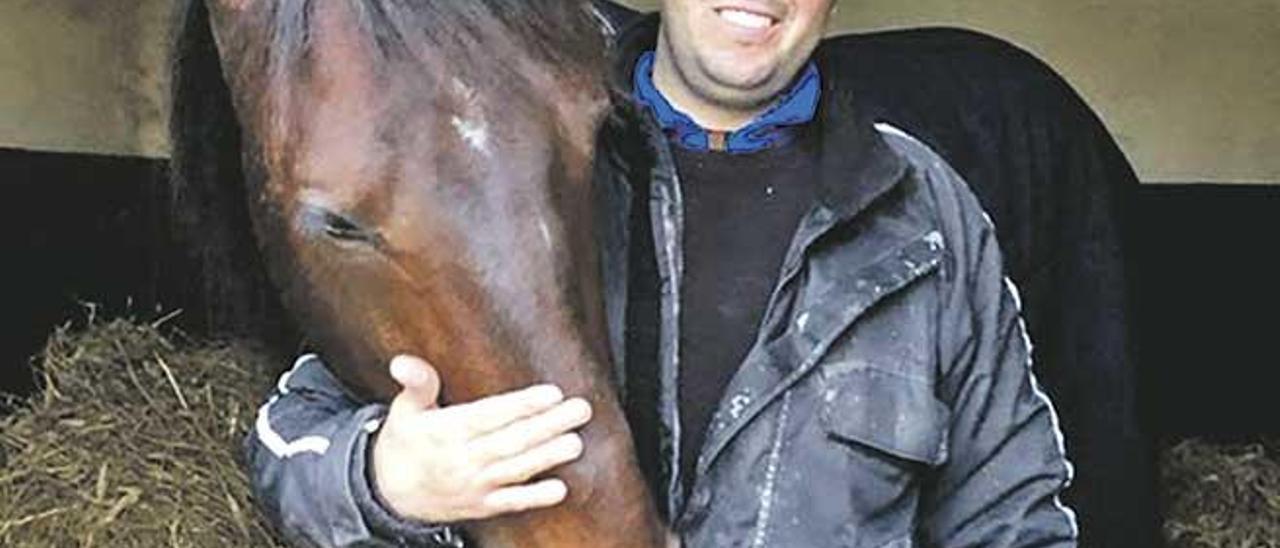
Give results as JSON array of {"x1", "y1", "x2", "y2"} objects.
[{"x1": 194, "y1": 0, "x2": 666, "y2": 545}]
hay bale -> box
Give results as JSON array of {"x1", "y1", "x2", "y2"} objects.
[
  {"x1": 0, "y1": 319, "x2": 285, "y2": 547},
  {"x1": 5, "y1": 318, "x2": 1280, "y2": 547},
  {"x1": 1162, "y1": 439, "x2": 1280, "y2": 547}
]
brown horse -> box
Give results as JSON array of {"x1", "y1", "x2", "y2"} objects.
[{"x1": 171, "y1": 0, "x2": 666, "y2": 546}]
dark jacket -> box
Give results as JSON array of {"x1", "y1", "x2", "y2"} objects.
[
  {"x1": 244, "y1": 7, "x2": 1083, "y2": 548},
  {"x1": 827, "y1": 30, "x2": 1154, "y2": 548}
]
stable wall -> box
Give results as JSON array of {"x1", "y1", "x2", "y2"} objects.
[
  {"x1": 0, "y1": 1, "x2": 1277, "y2": 183},
  {"x1": 0, "y1": 0, "x2": 172, "y2": 159},
  {"x1": 632, "y1": 1, "x2": 1280, "y2": 184},
  {"x1": 1, "y1": 1, "x2": 1278, "y2": 442}
]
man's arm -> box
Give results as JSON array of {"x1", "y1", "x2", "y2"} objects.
[
  {"x1": 245, "y1": 354, "x2": 593, "y2": 547},
  {"x1": 244, "y1": 354, "x2": 465, "y2": 547},
  {"x1": 921, "y1": 181, "x2": 1078, "y2": 546}
]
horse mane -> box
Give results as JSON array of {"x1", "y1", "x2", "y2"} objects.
[
  {"x1": 265, "y1": 0, "x2": 609, "y2": 82},
  {"x1": 170, "y1": 0, "x2": 293, "y2": 347},
  {"x1": 168, "y1": 0, "x2": 609, "y2": 348}
]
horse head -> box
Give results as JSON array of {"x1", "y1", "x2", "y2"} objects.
[{"x1": 177, "y1": 0, "x2": 665, "y2": 545}]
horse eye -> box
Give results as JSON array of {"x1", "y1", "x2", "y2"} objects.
[
  {"x1": 299, "y1": 204, "x2": 383, "y2": 248},
  {"x1": 323, "y1": 213, "x2": 365, "y2": 239},
  {"x1": 316, "y1": 210, "x2": 381, "y2": 246}
]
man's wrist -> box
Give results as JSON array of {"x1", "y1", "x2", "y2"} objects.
[{"x1": 349, "y1": 409, "x2": 466, "y2": 547}]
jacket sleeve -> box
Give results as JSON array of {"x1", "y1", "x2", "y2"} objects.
[
  {"x1": 244, "y1": 354, "x2": 468, "y2": 547},
  {"x1": 921, "y1": 182, "x2": 1079, "y2": 546}
]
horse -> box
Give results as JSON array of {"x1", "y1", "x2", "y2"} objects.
[{"x1": 169, "y1": 1, "x2": 668, "y2": 546}]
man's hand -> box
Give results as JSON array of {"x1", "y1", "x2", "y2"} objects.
[{"x1": 370, "y1": 355, "x2": 592, "y2": 523}]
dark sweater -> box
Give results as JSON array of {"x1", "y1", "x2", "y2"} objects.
[{"x1": 673, "y1": 131, "x2": 819, "y2": 496}]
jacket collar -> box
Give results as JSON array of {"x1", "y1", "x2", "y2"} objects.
[
  {"x1": 632, "y1": 51, "x2": 820, "y2": 153},
  {"x1": 609, "y1": 13, "x2": 909, "y2": 222}
]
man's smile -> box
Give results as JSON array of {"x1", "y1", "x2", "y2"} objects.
[
  {"x1": 715, "y1": 7, "x2": 777, "y2": 30},
  {"x1": 711, "y1": 2, "x2": 784, "y2": 41}
]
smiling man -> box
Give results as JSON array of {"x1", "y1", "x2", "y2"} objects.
[
  {"x1": 652, "y1": 0, "x2": 831, "y2": 127},
  {"x1": 244, "y1": 1, "x2": 1079, "y2": 546}
]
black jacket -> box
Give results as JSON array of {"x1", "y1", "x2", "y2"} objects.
[
  {"x1": 618, "y1": 8, "x2": 1155, "y2": 547},
  {"x1": 246, "y1": 4, "x2": 1148, "y2": 547},
  {"x1": 826, "y1": 29, "x2": 1154, "y2": 548}
]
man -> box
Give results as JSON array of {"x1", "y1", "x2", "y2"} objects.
[{"x1": 246, "y1": 1, "x2": 1079, "y2": 546}]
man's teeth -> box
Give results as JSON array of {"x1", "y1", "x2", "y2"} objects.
[{"x1": 718, "y1": 8, "x2": 774, "y2": 29}]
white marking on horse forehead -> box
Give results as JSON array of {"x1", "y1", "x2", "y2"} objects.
[
  {"x1": 451, "y1": 115, "x2": 491, "y2": 156},
  {"x1": 450, "y1": 78, "x2": 491, "y2": 156},
  {"x1": 539, "y1": 219, "x2": 553, "y2": 249},
  {"x1": 451, "y1": 78, "x2": 479, "y2": 105}
]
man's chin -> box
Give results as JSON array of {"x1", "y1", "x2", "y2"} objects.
[
  {"x1": 702, "y1": 58, "x2": 773, "y2": 86},
  {"x1": 699, "y1": 75, "x2": 787, "y2": 111}
]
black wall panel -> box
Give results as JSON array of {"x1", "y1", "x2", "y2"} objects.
[
  {"x1": 1, "y1": 148, "x2": 171, "y2": 400},
  {"x1": 1, "y1": 147, "x2": 1278, "y2": 439},
  {"x1": 1133, "y1": 184, "x2": 1280, "y2": 439}
]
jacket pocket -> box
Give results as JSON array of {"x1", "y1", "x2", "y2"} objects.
[{"x1": 820, "y1": 366, "x2": 950, "y2": 466}]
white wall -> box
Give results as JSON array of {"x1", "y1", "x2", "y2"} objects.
[
  {"x1": 623, "y1": 0, "x2": 1280, "y2": 183},
  {"x1": 0, "y1": 0, "x2": 172, "y2": 158},
  {"x1": 1, "y1": 0, "x2": 1277, "y2": 183}
]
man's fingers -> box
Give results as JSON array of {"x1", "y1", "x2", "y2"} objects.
[
  {"x1": 389, "y1": 355, "x2": 441, "y2": 411},
  {"x1": 482, "y1": 478, "x2": 569, "y2": 514},
  {"x1": 441, "y1": 384, "x2": 566, "y2": 436},
  {"x1": 479, "y1": 433, "x2": 584, "y2": 486},
  {"x1": 468, "y1": 398, "x2": 592, "y2": 462}
]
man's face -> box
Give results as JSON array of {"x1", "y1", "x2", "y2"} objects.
[{"x1": 658, "y1": 0, "x2": 835, "y2": 110}]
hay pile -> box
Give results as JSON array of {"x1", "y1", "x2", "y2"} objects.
[
  {"x1": 3, "y1": 319, "x2": 1279, "y2": 547},
  {"x1": 0, "y1": 319, "x2": 285, "y2": 547},
  {"x1": 1162, "y1": 439, "x2": 1280, "y2": 547}
]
